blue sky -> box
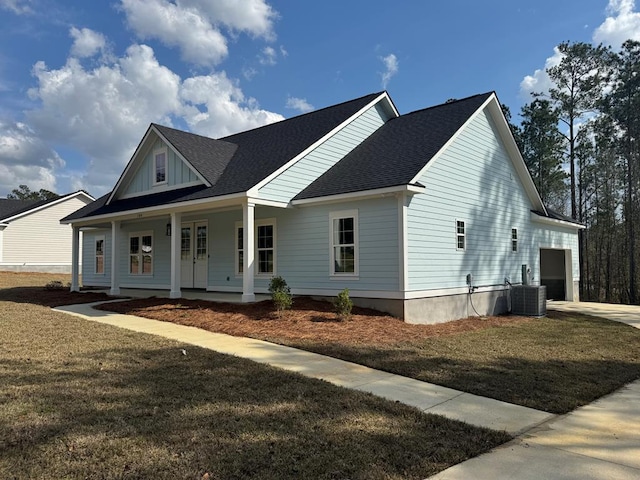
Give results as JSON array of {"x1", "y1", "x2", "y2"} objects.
[{"x1": 1, "y1": 0, "x2": 639, "y2": 198}]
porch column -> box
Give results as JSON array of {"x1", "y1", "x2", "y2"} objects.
[
  {"x1": 110, "y1": 220, "x2": 121, "y2": 295},
  {"x1": 242, "y1": 201, "x2": 255, "y2": 302},
  {"x1": 169, "y1": 211, "x2": 182, "y2": 298},
  {"x1": 70, "y1": 226, "x2": 80, "y2": 292}
]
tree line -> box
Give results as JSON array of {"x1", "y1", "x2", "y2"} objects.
[{"x1": 509, "y1": 40, "x2": 640, "y2": 304}]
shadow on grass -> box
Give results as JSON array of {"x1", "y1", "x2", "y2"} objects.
[
  {"x1": 0, "y1": 286, "x2": 114, "y2": 307},
  {"x1": 0, "y1": 336, "x2": 510, "y2": 479}
]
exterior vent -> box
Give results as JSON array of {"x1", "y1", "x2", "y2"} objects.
[{"x1": 511, "y1": 285, "x2": 547, "y2": 317}]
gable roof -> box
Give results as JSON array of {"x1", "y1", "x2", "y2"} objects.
[
  {"x1": 294, "y1": 93, "x2": 493, "y2": 200},
  {"x1": 1, "y1": 191, "x2": 94, "y2": 224}
]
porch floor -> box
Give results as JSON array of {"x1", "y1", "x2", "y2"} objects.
[{"x1": 90, "y1": 288, "x2": 270, "y2": 304}]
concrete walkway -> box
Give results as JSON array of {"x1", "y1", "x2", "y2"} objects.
[
  {"x1": 432, "y1": 301, "x2": 640, "y2": 479},
  {"x1": 53, "y1": 301, "x2": 552, "y2": 436}
]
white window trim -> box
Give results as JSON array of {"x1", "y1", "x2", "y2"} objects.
[
  {"x1": 511, "y1": 227, "x2": 518, "y2": 253},
  {"x1": 95, "y1": 235, "x2": 105, "y2": 275},
  {"x1": 456, "y1": 219, "x2": 466, "y2": 251},
  {"x1": 153, "y1": 148, "x2": 168, "y2": 186},
  {"x1": 329, "y1": 209, "x2": 359, "y2": 279},
  {"x1": 235, "y1": 219, "x2": 277, "y2": 277},
  {"x1": 129, "y1": 230, "x2": 154, "y2": 276}
]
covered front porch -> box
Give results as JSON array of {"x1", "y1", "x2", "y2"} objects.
[
  {"x1": 87, "y1": 288, "x2": 271, "y2": 304},
  {"x1": 67, "y1": 196, "x2": 287, "y2": 302}
]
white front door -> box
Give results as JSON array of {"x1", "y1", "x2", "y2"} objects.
[{"x1": 180, "y1": 222, "x2": 208, "y2": 289}]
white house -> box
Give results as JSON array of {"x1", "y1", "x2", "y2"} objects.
[
  {"x1": 62, "y1": 92, "x2": 582, "y2": 323},
  {"x1": 0, "y1": 191, "x2": 95, "y2": 273}
]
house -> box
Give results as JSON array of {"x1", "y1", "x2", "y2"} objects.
[
  {"x1": 0, "y1": 191, "x2": 95, "y2": 273},
  {"x1": 62, "y1": 92, "x2": 582, "y2": 323}
]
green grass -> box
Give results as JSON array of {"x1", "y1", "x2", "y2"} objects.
[
  {"x1": 0, "y1": 297, "x2": 510, "y2": 479},
  {"x1": 273, "y1": 311, "x2": 640, "y2": 414}
]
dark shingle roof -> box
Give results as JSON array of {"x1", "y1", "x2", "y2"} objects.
[
  {"x1": 294, "y1": 92, "x2": 493, "y2": 200},
  {"x1": 66, "y1": 92, "x2": 384, "y2": 221},
  {"x1": 0, "y1": 199, "x2": 40, "y2": 221}
]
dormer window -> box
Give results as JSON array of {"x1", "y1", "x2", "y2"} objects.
[{"x1": 154, "y1": 149, "x2": 167, "y2": 185}]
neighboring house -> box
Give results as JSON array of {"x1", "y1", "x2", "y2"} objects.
[
  {"x1": 0, "y1": 191, "x2": 95, "y2": 273},
  {"x1": 62, "y1": 92, "x2": 583, "y2": 323}
]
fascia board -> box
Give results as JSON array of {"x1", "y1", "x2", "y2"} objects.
[{"x1": 1, "y1": 191, "x2": 95, "y2": 224}]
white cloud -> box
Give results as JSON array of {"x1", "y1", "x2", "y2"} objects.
[
  {"x1": 120, "y1": 0, "x2": 278, "y2": 66},
  {"x1": 380, "y1": 53, "x2": 398, "y2": 89},
  {"x1": 21, "y1": 41, "x2": 283, "y2": 196},
  {"x1": 593, "y1": 0, "x2": 640, "y2": 46},
  {"x1": 0, "y1": 0, "x2": 33, "y2": 15},
  {"x1": 0, "y1": 120, "x2": 63, "y2": 194},
  {"x1": 519, "y1": 46, "x2": 564, "y2": 98},
  {"x1": 120, "y1": 0, "x2": 229, "y2": 66},
  {"x1": 70, "y1": 27, "x2": 107, "y2": 58},
  {"x1": 259, "y1": 46, "x2": 277, "y2": 66},
  {"x1": 285, "y1": 96, "x2": 314, "y2": 113}
]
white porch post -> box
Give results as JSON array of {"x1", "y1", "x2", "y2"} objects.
[
  {"x1": 169, "y1": 212, "x2": 182, "y2": 298},
  {"x1": 242, "y1": 201, "x2": 255, "y2": 302},
  {"x1": 70, "y1": 226, "x2": 80, "y2": 292},
  {"x1": 110, "y1": 220, "x2": 121, "y2": 295}
]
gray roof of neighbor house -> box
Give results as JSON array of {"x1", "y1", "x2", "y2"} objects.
[
  {"x1": 294, "y1": 92, "x2": 493, "y2": 200},
  {"x1": 0, "y1": 191, "x2": 91, "y2": 222},
  {"x1": 64, "y1": 92, "x2": 384, "y2": 222},
  {"x1": 0, "y1": 199, "x2": 40, "y2": 222}
]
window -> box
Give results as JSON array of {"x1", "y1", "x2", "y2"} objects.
[
  {"x1": 95, "y1": 236, "x2": 105, "y2": 274},
  {"x1": 130, "y1": 232, "x2": 153, "y2": 275},
  {"x1": 154, "y1": 149, "x2": 167, "y2": 185},
  {"x1": 330, "y1": 210, "x2": 358, "y2": 276},
  {"x1": 456, "y1": 220, "x2": 466, "y2": 250},
  {"x1": 235, "y1": 220, "x2": 276, "y2": 275},
  {"x1": 511, "y1": 228, "x2": 518, "y2": 252}
]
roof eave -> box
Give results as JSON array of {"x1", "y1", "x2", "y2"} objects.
[
  {"x1": 2, "y1": 191, "x2": 95, "y2": 224},
  {"x1": 291, "y1": 184, "x2": 425, "y2": 206},
  {"x1": 530, "y1": 211, "x2": 585, "y2": 230}
]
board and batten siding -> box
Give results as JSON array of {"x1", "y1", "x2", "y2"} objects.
[
  {"x1": 257, "y1": 103, "x2": 390, "y2": 203},
  {"x1": 123, "y1": 137, "x2": 201, "y2": 197},
  {"x1": 2, "y1": 196, "x2": 89, "y2": 266},
  {"x1": 406, "y1": 107, "x2": 578, "y2": 291}
]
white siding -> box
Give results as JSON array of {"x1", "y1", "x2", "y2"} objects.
[
  {"x1": 258, "y1": 103, "x2": 390, "y2": 203},
  {"x1": 123, "y1": 138, "x2": 201, "y2": 197},
  {"x1": 2, "y1": 196, "x2": 91, "y2": 266},
  {"x1": 407, "y1": 108, "x2": 579, "y2": 291}
]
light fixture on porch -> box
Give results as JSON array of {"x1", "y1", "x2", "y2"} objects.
[{"x1": 166, "y1": 223, "x2": 171, "y2": 236}]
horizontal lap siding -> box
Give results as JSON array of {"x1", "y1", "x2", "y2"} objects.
[
  {"x1": 532, "y1": 223, "x2": 580, "y2": 280},
  {"x1": 82, "y1": 229, "x2": 110, "y2": 286},
  {"x1": 258, "y1": 104, "x2": 389, "y2": 203},
  {"x1": 3, "y1": 197, "x2": 89, "y2": 264},
  {"x1": 407, "y1": 109, "x2": 539, "y2": 290},
  {"x1": 124, "y1": 138, "x2": 200, "y2": 196}
]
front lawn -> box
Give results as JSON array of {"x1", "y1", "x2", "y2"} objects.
[
  {"x1": 97, "y1": 296, "x2": 640, "y2": 414},
  {"x1": 0, "y1": 283, "x2": 510, "y2": 479}
]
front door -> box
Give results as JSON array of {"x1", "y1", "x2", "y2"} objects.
[{"x1": 180, "y1": 221, "x2": 208, "y2": 289}]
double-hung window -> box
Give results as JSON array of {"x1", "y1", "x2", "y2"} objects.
[
  {"x1": 456, "y1": 220, "x2": 466, "y2": 251},
  {"x1": 330, "y1": 210, "x2": 358, "y2": 277},
  {"x1": 153, "y1": 149, "x2": 167, "y2": 185},
  {"x1": 130, "y1": 232, "x2": 153, "y2": 275},
  {"x1": 95, "y1": 236, "x2": 105, "y2": 274},
  {"x1": 235, "y1": 220, "x2": 276, "y2": 275},
  {"x1": 511, "y1": 228, "x2": 518, "y2": 252}
]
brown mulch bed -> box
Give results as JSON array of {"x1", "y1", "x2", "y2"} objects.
[
  {"x1": 96, "y1": 296, "x2": 532, "y2": 345},
  {"x1": 0, "y1": 286, "x2": 116, "y2": 307}
]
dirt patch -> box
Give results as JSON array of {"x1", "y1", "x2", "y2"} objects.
[{"x1": 96, "y1": 296, "x2": 532, "y2": 345}]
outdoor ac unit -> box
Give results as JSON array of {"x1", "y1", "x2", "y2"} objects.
[{"x1": 511, "y1": 285, "x2": 547, "y2": 317}]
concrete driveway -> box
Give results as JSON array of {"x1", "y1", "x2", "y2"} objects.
[{"x1": 431, "y1": 301, "x2": 640, "y2": 480}]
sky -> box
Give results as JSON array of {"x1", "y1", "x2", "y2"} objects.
[{"x1": 1, "y1": 0, "x2": 639, "y2": 199}]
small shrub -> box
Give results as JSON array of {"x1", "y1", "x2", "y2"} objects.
[
  {"x1": 45, "y1": 280, "x2": 69, "y2": 291},
  {"x1": 272, "y1": 290, "x2": 293, "y2": 318},
  {"x1": 334, "y1": 288, "x2": 353, "y2": 321},
  {"x1": 268, "y1": 276, "x2": 290, "y2": 295},
  {"x1": 269, "y1": 276, "x2": 292, "y2": 318}
]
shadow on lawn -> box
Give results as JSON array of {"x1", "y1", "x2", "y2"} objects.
[
  {"x1": 0, "y1": 286, "x2": 114, "y2": 307},
  {"x1": 0, "y1": 342, "x2": 510, "y2": 480}
]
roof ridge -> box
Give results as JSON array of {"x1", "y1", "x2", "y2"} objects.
[
  {"x1": 220, "y1": 91, "x2": 385, "y2": 140},
  {"x1": 402, "y1": 91, "x2": 494, "y2": 117},
  {"x1": 152, "y1": 123, "x2": 238, "y2": 146}
]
